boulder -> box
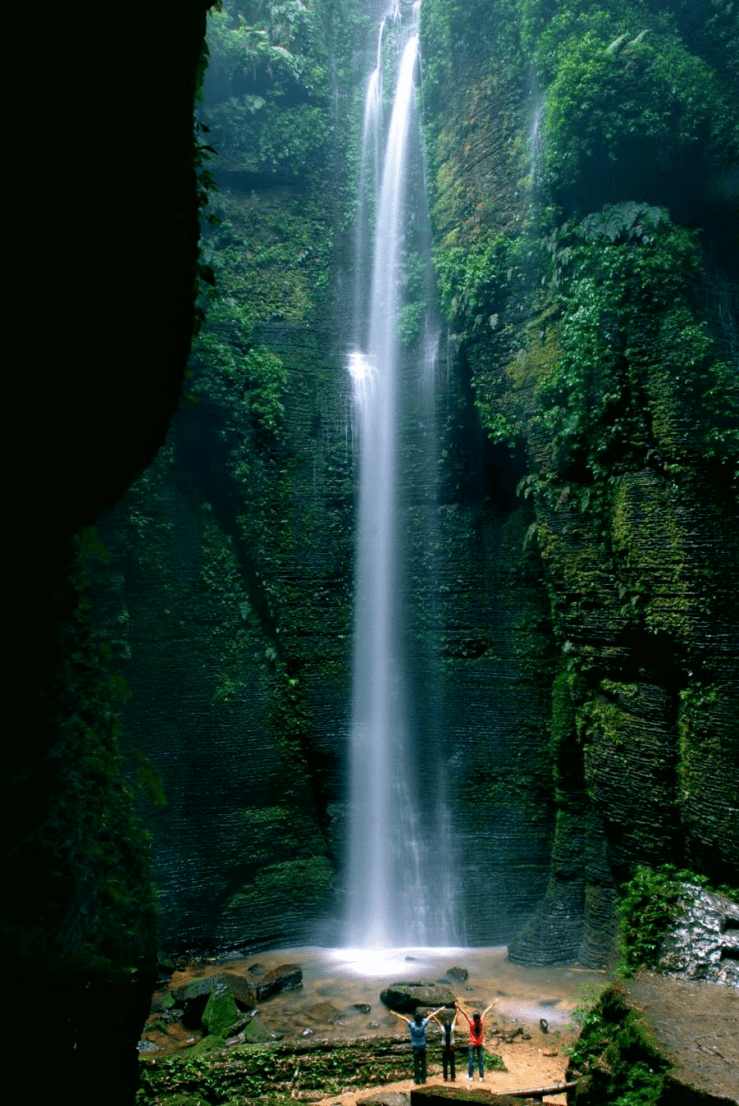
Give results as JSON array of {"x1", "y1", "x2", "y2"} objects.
[
  {"x1": 220, "y1": 971, "x2": 258, "y2": 1007},
  {"x1": 380, "y1": 982, "x2": 456, "y2": 1013},
  {"x1": 202, "y1": 985, "x2": 240, "y2": 1038},
  {"x1": 306, "y1": 1001, "x2": 342, "y2": 1023},
  {"x1": 172, "y1": 970, "x2": 255, "y2": 1007},
  {"x1": 243, "y1": 1015, "x2": 283, "y2": 1043},
  {"x1": 189, "y1": 1034, "x2": 226, "y2": 1054},
  {"x1": 256, "y1": 963, "x2": 303, "y2": 1001},
  {"x1": 172, "y1": 974, "x2": 221, "y2": 1004},
  {"x1": 358, "y1": 1094, "x2": 410, "y2": 1106},
  {"x1": 446, "y1": 967, "x2": 469, "y2": 982}
]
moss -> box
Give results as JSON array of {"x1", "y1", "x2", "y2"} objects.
[
  {"x1": 202, "y1": 986, "x2": 240, "y2": 1038},
  {"x1": 138, "y1": 1038, "x2": 418, "y2": 1102},
  {"x1": 566, "y1": 983, "x2": 671, "y2": 1104},
  {"x1": 189, "y1": 1033, "x2": 227, "y2": 1055}
]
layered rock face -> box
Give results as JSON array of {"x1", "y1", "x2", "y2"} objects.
[
  {"x1": 91, "y1": 0, "x2": 556, "y2": 954},
  {"x1": 420, "y1": 0, "x2": 739, "y2": 966}
]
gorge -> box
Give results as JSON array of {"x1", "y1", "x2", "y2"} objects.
[{"x1": 5, "y1": 0, "x2": 738, "y2": 1102}]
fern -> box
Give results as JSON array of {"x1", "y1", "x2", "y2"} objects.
[{"x1": 577, "y1": 202, "x2": 667, "y2": 244}]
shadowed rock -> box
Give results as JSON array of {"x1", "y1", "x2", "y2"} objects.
[
  {"x1": 381, "y1": 982, "x2": 456, "y2": 1013},
  {"x1": 257, "y1": 964, "x2": 303, "y2": 1001}
]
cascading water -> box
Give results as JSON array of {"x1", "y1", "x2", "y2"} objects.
[{"x1": 345, "y1": 2, "x2": 458, "y2": 950}]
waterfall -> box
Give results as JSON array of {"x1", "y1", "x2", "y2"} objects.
[{"x1": 345, "y1": 3, "x2": 458, "y2": 950}]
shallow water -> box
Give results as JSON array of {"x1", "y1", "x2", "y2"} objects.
[{"x1": 170, "y1": 946, "x2": 606, "y2": 1042}]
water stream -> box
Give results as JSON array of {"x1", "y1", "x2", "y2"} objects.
[{"x1": 345, "y1": 2, "x2": 458, "y2": 950}]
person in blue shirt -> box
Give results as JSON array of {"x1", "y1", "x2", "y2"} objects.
[{"x1": 390, "y1": 1005, "x2": 446, "y2": 1084}]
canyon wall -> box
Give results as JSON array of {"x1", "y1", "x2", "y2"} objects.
[{"x1": 86, "y1": 0, "x2": 739, "y2": 967}]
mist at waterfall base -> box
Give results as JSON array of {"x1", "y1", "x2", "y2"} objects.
[
  {"x1": 344, "y1": 3, "x2": 459, "y2": 951},
  {"x1": 160, "y1": 945, "x2": 604, "y2": 1051}
]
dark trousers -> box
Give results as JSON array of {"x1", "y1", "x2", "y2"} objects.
[
  {"x1": 412, "y1": 1046, "x2": 427, "y2": 1084},
  {"x1": 468, "y1": 1044, "x2": 484, "y2": 1077},
  {"x1": 442, "y1": 1046, "x2": 456, "y2": 1080}
]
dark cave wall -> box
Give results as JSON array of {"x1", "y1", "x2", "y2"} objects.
[{"x1": 5, "y1": 1, "x2": 214, "y2": 1100}]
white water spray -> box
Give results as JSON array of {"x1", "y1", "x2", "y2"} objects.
[{"x1": 345, "y1": 5, "x2": 458, "y2": 950}]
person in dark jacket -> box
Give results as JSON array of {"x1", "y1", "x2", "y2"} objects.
[
  {"x1": 390, "y1": 1005, "x2": 446, "y2": 1084},
  {"x1": 432, "y1": 1005, "x2": 458, "y2": 1081}
]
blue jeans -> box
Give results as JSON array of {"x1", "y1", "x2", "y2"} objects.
[{"x1": 468, "y1": 1044, "x2": 484, "y2": 1077}]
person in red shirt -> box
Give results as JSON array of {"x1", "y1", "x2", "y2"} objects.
[{"x1": 456, "y1": 1000, "x2": 495, "y2": 1081}]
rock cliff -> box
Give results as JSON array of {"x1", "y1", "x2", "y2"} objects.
[{"x1": 81, "y1": 0, "x2": 738, "y2": 969}]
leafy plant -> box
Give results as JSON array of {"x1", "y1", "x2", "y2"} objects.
[{"x1": 617, "y1": 864, "x2": 686, "y2": 975}]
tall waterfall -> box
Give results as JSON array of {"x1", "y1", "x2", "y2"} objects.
[{"x1": 345, "y1": 3, "x2": 458, "y2": 950}]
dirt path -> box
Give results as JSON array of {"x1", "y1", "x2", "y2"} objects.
[{"x1": 315, "y1": 1032, "x2": 578, "y2": 1106}]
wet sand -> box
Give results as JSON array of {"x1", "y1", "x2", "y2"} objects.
[
  {"x1": 161, "y1": 945, "x2": 607, "y2": 1102},
  {"x1": 170, "y1": 946, "x2": 605, "y2": 1039}
]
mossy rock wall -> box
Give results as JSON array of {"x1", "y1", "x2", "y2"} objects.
[
  {"x1": 421, "y1": 0, "x2": 738, "y2": 966},
  {"x1": 86, "y1": 0, "x2": 738, "y2": 963},
  {"x1": 87, "y1": 0, "x2": 560, "y2": 952}
]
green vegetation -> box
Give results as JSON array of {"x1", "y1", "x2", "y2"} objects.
[
  {"x1": 565, "y1": 985, "x2": 670, "y2": 1105},
  {"x1": 423, "y1": 0, "x2": 739, "y2": 970},
  {"x1": 618, "y1": 863, "x2": 739, "y2": 976},
  {"x1": 203, "y1": 1, "x2": 329, "y2": 175},
  {"x1": 536, "y1": 5, "x2": 735, "y2": 192},
  {"x1": 616, "y1": 865, "x2": 687, "y2": 976},
  {"x1": 532, "y1": 202, "x2": 738, "y2": 504},
  {"x1": 138, "y1": 1041, "x2": 428, "y2": 1104}
]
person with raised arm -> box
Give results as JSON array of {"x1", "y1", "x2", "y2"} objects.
[
  {"x1": 456, "y1": 1000, "x2": 495, "y2": 1082},
  {"x1": 390, "y1": 1004, "x2": 447, "y2": 1084},
  {"x1": 431, "y1": 1004, "x2": 458, "y2": 1081}
]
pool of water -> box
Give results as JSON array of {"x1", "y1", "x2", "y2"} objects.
[{"x1": 164, "y1": 946, "x2": 607, "y2": 1043}]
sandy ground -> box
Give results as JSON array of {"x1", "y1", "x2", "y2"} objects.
[
  {"x1": 314, "y1": 1031, "x2": 576, "y2": 1105},
  {"x1": 155, "y1": 947, "x2": 604, "y2": 1104}
]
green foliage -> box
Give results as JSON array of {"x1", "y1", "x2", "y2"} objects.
[
  {"x1": 577, "y1": 201, "x2": 666, "y2": 244},
  {"x1": 207, "y1": 1, "x2": 327, "y2": 97},
  {"x1": 433, "y1": 236, "x2": 511, "y2": 336},
  {"x1": 190, "y1": 300, "x2": 288, "y2": 440},
  {"x1": 483, "y1": 1049, "x2": 507, "y2": 1071},
  {"x1": 136, "y1": 1032, "x2": 498, "y2": 1104},
  {"x1": 565, "y1": 985, "x2": 670, "y2": 1105},
  {"x1": 420, "y1": 0, "x2": 522, "y2": 118},
  {"x1": 203, "y1": 2, "x2": 329, "y2": 175},
  {"x1": 397, "y1": 300, "x2": 427, "y2": 347},
  {"x1": 533, "y1": 205, "x2": 738, "y2": 502},
  {"x1": 138, "y1": 1041, "x2": 415, "y2": 1104},
  {"x1": 199, "y1": 189, "x2": 333, "y2": 321},
  {"x1": 535, "y1": 3, "x2": 736, "y2": 192},
  {"x1": 617, "y1": 864, "x2": 688, "y2": 975}
]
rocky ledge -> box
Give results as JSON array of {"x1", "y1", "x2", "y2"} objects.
[{"x1": 566, "y1": 973, "x2": 738, "y2": 1105}]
